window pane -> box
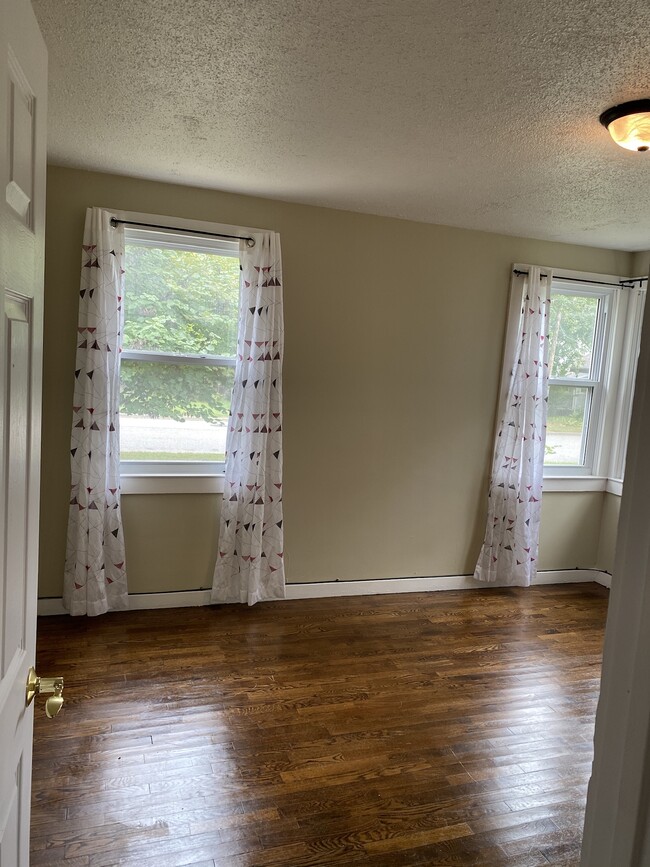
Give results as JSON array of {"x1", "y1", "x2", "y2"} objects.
[
  {"x1": 548, "y1": 294, "x2": 599, "y2": 378},
  {"x1": 122, "y1": 244, "x2": 240, "y2": 357},
  {"x1": 120, "y1": 360, "x2": 234, "y2": 461},
  {"x1": 545, "y1": 385, "x2": 591, "y2": 466}
]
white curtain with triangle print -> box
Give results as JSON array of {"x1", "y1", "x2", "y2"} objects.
[
  {"x1": 474, "y1": 265, "x2": 552, "y2": 586},
  {"x1": 64, "y1": 207, "x2": 128, "y2": 616},
  {"x1": 212, "y1": 232, "x2": 285, "y2": 605}
]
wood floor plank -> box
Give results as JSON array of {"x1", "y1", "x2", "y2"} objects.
[{"x1": 31, "y1": 583, "x2": 607, "y2": 864}]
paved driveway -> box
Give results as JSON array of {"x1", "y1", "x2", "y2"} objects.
[{"x1": 121, "y1": 415, "x2": 228, "y2": 455}]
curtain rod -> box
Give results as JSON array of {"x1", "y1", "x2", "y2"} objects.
[
  {"x1": 110, "y1": 218, "x2": 256, "y2": 247},
  {"x1": 513, "y1": 269, "x2": 647, "y2": 288}
]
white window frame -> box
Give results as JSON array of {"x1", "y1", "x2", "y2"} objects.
[
  {"x1": 544, "y1": 280, "x2": 615, "y2": 477},
  {"x1": 607, "y1": 287, "x2": 646, "y2": 482},
  {"x1": 109, "y1": 209, "x2": 265, "y2": 494},
  {"x1": 538, "y1": 266, "x2": 647, "y2": 489}
]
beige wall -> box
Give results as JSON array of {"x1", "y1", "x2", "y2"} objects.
[
  {"x1": 631, "y1": 250, "x2": 650, "y2": 278},
  {"x1": 539, "y1": 492, "x2": 605, "y2": 572},
  {"x1": 597, "y1": 493, "x2": 621, "y2": 575},
  {"x1": 39, "y1": 165, "x2": 632, "y2": 598},
  {"x1": 121, "y1": 496, "x2": 220, "y2": 593}
]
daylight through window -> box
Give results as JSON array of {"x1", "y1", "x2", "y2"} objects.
[
  {"x1": 120, "y1": 227, "x2": 240, "y2": 474},
  {"x1": 545, "y1": 286, "x2": 611, "y2": 472}
]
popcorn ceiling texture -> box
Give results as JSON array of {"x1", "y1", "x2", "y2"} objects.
[{"x1": 34, "y1": 0, "x2": 650, "y2": 250}]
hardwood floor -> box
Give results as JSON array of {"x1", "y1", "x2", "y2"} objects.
[{"x1": 30, "y1": 583, "x2": 608, "y2": 866}]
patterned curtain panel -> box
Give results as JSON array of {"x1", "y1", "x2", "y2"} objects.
[
  {"x1": 63, "y1": 208, "x2": 128, "y2": 616},
  {"x1": 212, "y1": 232, "x2": 285, "y2": 605},
  {"x1": 474, "y1": 266, "x2": 552, "y2": 586}
]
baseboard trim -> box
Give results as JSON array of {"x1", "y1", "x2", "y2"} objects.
[
  {"x1": 284, "y1": 569, "x2": 604, "y2": 598},
  {"x1": 37, "y1": 569, "x2": 609, "y2": 615},
  {"x1": 593, "y1": 572, "x2": 612, "y2": 588},
  {"x1": 37, "y1": 589, "x2": 213, "y2": 616}
]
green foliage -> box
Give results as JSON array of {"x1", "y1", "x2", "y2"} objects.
[
  {"x1": 120, "y1": 450, "x2": 226, "y2": 461},
  {"x1": 546, "y1": 413, "x2": 584, "y2": 433},
  {"x1": 120, "y1": 360, "x2": 235, "y2": 423},
  {"x1": 548, "y1": 294, "x2": 598, "y2": 378},
  {"x1": 544, "y1": 296, "x2": 595, "y2": 463},
  {"x1": 120, "y1": 245, "x2": 240, "y2": 422}
]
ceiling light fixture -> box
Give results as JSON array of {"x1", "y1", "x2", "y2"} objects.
[{"x1": 600, "y1": 99, "x2": 650, "y2": 152}]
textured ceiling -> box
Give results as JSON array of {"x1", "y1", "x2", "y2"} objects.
[{"x1": 33, "y1": 0, "x2": 650, "y2": 251}]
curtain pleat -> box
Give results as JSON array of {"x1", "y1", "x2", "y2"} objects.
[
  {"x1": 474, "y1": 266, "x2": 552, "y2": 586},
  {"x1": 211, "y1": 232, "x2": 285, "y2": 605},
  {"x1": 63, "y1": 208, "x2": 128, "y2": 616}
]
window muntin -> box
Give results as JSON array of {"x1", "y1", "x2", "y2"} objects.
[
  {"x1": 545, "y1": 284, "x2": 613, "y2": 475},
  {"x1": 120, "y1": 227, "x2": 240, "y2": 474}
]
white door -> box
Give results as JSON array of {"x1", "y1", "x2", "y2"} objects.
[{"x1": 0, "y1": 0, "x2": 47, "y2": 863}]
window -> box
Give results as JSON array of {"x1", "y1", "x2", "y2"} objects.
[
  {"x1": 541, "y1": 271, "x2": 646, "y2": 481},
  {"x1": 120, "y1": 226, "x2": 240, "y2": 476},
  {"x1": 545, "y1": 283, "x2": 613, "y2": 474}
]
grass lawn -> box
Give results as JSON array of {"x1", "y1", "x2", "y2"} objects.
[{"x1": 546, "y1": 415, "x2": 583, "y2": 433}]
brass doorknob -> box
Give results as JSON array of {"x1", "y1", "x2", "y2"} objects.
[{"x1": 26, "y1": 667, "x2": 64, "y2": 718}]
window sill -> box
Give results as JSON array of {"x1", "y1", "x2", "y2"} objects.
[
  {"x1": 119, "y1": 474, "x2": 623, "y2": 497},
  {"x1": 121, "y1": 474, "x2": 225, "y2": 495},
  {"x1": 606, "y1": 478, "x2": 623, "y2": 496},
  {"x1": 543, "y1": 476, "x2": 623, "y2": 495}
]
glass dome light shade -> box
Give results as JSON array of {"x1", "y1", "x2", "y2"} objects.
[
  {"x1": 600, "y1": 100, "x2": 650, "y2": 152},
  {"x1": 607, "y1": 112, "x2": 650, "y2": 152}
]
